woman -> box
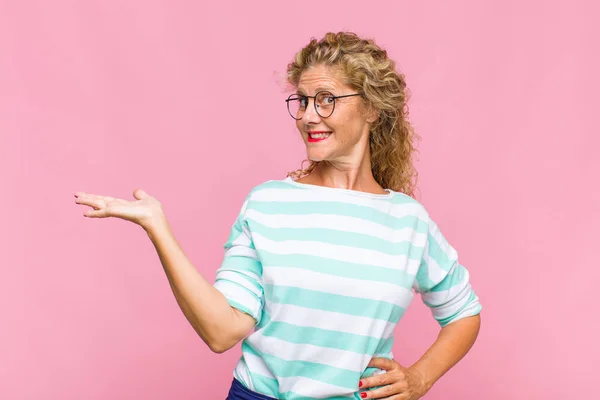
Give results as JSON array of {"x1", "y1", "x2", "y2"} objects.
[{"x1": 75, "y1": 32, "x2": 481, "y2": 400}]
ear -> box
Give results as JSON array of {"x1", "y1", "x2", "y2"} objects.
[{"x1": 366, "y1": 106, "x2": 380, "y2": 124}]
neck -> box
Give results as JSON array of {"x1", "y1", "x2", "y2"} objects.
[{"x1": 305, "y1": 152, "x2": 386, "y2": 195}]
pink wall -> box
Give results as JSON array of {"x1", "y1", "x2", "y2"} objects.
[{"x1": 1, "y1": 1, "x2": 597, "y2": 398}]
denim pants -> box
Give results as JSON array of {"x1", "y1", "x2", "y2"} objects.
[{"x1": 226, "y1": 378, "x2": 278, "y2": 400}]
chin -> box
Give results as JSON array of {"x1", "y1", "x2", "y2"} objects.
[{"x1": 306, "y1": 150, "x2": 329, "y2": 162}]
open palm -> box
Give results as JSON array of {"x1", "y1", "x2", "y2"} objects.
[{"x1": 74, "y1": 189, "x2": 164, "y2": 229}]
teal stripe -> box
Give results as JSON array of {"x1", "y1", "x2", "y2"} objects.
[
  {"x1": 259, "y1": 251, "x2": 416, "y2": 289},
  {"x1": 414, "y1": 262, "x2": 436, "y2": 292},
  {"x1": 219, "y1": 257, "x2": 262, "y2": 290},
  {"x1": 224, "y1": 220, "x2": 244, "y2": 247},
  {"x1": 248, "y1": 201, "x2": 428, "y2": 232},
  {"x1": 430, "y1": 264, "x2": 466, "y2": 292},
  {"x1": 224, "y1": 219, "x2": 256, "y2": 250},
  {"x1": 248, "y1": 220, "x2": 423, "y2": 258},
  {"x1": 256, "y1": 309, "x2": 271, "y2": 330},
  {"x1": 374, "y1": 336, "x2": 395, "y2": 356},
  {"x1": 242, "y1": 342, "x2": 360, "y2": 390},
  {"x1": 261, "y1": 321, "x2": 383, "y2": 354},
  {"x1": 389, "y1": 191, "x2": 419, "y2": 205},
  {"x1": 425, "y1": 231, "x2": 455, "y2": 272},
  {"x1": 252, "y1": 180, "x2": 307, "y2": 192},
  {"x1": 279, "y1": 392, "x2": 357, "y2": 400},
  {"x1": 214, "y1": 277, "x2": 261, "y2": 299},
  {"x1": 227, "y1": 298, "x2": 260, "y2": 323},
  {"x1": 264, "y1": 284, "x2": 406, "y2": 322},
  {"x1": 437, "y1": 291, "x2": 482, "y2": 327},
  {"x1": 247, "y1": 370, "x2": 279, "y2": 398}
]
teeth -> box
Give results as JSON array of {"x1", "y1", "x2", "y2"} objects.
[{"x1": 309, "y1": 132, "x2": 331, "y2": 139}]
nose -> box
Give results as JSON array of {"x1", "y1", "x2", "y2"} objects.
[{"x1": 301, "y1": 97, "x2": 321, "y2": 124}]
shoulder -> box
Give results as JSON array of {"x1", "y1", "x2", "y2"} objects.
[
  {"x1": 244, "y1": 177, "x2": 303, "y2": 199},
  {"x1": 237, "y1": 177, "x2": 300, "y2": 210},
  {"x1": 387, "y1": 190, "x2": 432, "y2": 222},
  {"x1": 248, "y1": 177, "x2": 296, "y2": 192}
]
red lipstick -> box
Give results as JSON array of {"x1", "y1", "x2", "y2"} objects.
[{"x1": 307, "y1": 131, "x2": 332, "y2": 143}]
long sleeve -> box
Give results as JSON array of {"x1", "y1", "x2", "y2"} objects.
[{"x1": 413, "y1": 217, "x2": 482, "y2": 327}]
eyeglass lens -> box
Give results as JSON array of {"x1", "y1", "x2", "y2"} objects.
[{"x1": 287, "y1": 91, "x2": 336, "y2": 120}]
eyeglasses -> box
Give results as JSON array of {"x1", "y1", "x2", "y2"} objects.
[{"x1": 285, "y1": 91, "x2": 361, "y2": 120}]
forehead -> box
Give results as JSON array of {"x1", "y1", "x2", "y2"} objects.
[{"x1": 296, "y1": 64, "x2": 349, "y2": 94}]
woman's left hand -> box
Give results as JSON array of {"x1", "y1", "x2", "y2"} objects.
[{"x1": 357, "y1": 358, "x2": 430, "y2": 399}]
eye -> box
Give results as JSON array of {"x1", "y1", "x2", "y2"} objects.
[
  {"x1": 317, "y1": 92, "x2": 335, "y2": 106},
  {"x1": 296, "y1": 96, "x2": 308, "y2": 108}
]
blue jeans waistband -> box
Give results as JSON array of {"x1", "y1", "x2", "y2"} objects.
[{"x1": 226, "y1": 377, "x2": 278, "y2": 400}]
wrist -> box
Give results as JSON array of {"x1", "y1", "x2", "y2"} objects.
[
  {"x1": 142, "y1": 212, "x2": 170, "y2": 237},
  {"x1": 408, "y1": 364, "x2": 434, "y2": 394}
]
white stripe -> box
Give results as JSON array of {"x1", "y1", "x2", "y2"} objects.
[
  {"x1": 245, "y1": 209, "x2": 427, "y2": 246},
  {"x1": 441, "y1": 299, "x2": 481, "y2": 325},
  {"x1": 213, "y1": 280, "x2": 261, "y2": 317},
  {"x1": 277, "y1": 375, "x2": 356, "y2": 398},
  {"x1": 421, "y1": 244, "x2": 450, "y2": 286},
  {"x1": 243, "y1": 352, "x2": 277, "y2": 379},
  {"x1": 251, "y1": 186, "x2": 427, "y2": 220},
  {"x1": 427, "y1": 283, "x2": 475, "y2": 320},
  {"x1": 233, "y1": 358, "x2": 255, "y2": 391},
  {"x1": 428, "y1": 220, "x2": 458, "y2": 261},
  {"x1": 217, "y1": 265, "x2": 261, "y2": 287},
  {"x1": 225, "y1": 245, "x2": 259, "y2": 260},
  {"x1": 247, "y1": 332, "x2": 368, "y2": 372},
  {"x1": 253, "y1": 232, "x2": 420, "y2": 271},
  {"x1": 243, "y1": 353, "x2": 356, "y2": 397},
  {"x1": 242, "y1": 344, "x2": 395, "y2": 397},
  {"x1": 421, "y1": 269, "x2": 469, "y2": 306},
  {"x1": 239, "y1": 199, "x2": 249, "y2": 214},
  {"x1": 215, "y1": 270, "x2": 262, "y2": 298},
  {"x1": 265, "y1": 301, "x2": 397, "y2": 339},
  {"x1": 263, "y1": 267, "x2": 414, "y2": 308},
  {"x1": 231, "y1": 224, "x2": 252, "y2": 247}
]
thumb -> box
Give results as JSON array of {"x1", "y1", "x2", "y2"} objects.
[{"x1": 133, "y1": 188, "x2": 149, "y2": 200}]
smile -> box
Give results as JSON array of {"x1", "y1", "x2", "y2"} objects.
[{"x1": 307, "y1": 131, "x2": 332, "y2": 142}]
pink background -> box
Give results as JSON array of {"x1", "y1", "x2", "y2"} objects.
[{"x1": 1, "y1": 1, "x2": 598, "y2": 399}]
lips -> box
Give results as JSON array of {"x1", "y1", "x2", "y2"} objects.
[{"x1": 307, "y1": 131, "x2": 332, "y2": 142}]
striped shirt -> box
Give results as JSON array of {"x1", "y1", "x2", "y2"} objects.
[{"x1": 214, "y1": 177, "x2": 482, "y2": 399}]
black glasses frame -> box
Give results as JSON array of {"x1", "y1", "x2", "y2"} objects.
[{"x1": 285, "y1": 91, "x2": 362, "y2": 120}]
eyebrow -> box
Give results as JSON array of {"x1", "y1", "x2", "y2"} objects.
[{"x1": 296, "y1": 86, "x2": 337, "y2": 95}]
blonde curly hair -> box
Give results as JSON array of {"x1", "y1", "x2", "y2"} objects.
[{"x1": 286, "y1": 32, "x2": 420, "y2": 198}]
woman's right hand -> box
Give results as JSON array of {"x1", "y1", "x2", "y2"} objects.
[{"x1": 74, "y1": 189, "x2": 166, "y2": 231}]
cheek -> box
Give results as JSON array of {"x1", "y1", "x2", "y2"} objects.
[{"x1": 334, "y1": 116, "x2": 363, "y2": 141}]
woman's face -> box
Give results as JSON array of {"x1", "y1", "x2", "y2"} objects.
[{"x1": 294, "y1": 64, "x2": 376, "y2": 165}]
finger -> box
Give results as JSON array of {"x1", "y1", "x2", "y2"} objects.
[
  {"x1": 133, "y1": 189, "x2": 149, "y2": 200},
  {"x1": 83, "y1": 208, "x2": 111, "y2": 218},
  {"x1": 368, "y1": 357, "x2": 400, "y2": 371},
  {"x1": 75, "y1": 191, "x2": 116, "y2": 199},
  {"x1": 359, "y1": 383, "x2": 404, "y2": 399},
  {"x1": 74, "y1": 192, "x2": 100, "y2": 199},
  {"x1": 359, "y1": 372, "x2": 399, "y2": 389},
  {"x1": 75, "y1": 197, "x2": 106, "y2": 210}
]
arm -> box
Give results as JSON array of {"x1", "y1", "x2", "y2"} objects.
[
  {"x1": 408, "y1": 215, "x2": 483, "y2": 393},
  {"x1": 146, "y1": 217, "x2": 255, "y2": 353},
  {"x1": 359, "y1": 215, "x2": 482, "y2": 399},
  {"x1": 74, "y1": 188, "x2": 257, "y2": 353},
  {"x1": 362, "y1": 314, "x2": 480, "y2": 398},
  {"x1": 410, "y1": 314, "x2": 481, "y2": 392}
]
